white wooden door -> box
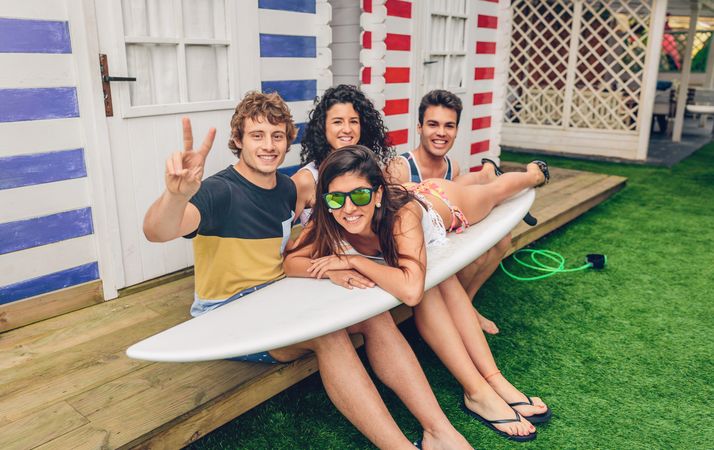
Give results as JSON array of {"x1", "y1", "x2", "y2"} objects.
[
  {"x1": 93, "y1": 0, "x2": 260, "y2": 289},
  {"x1": 413, "y1": 0, "x2": 473, "y2": 169}
]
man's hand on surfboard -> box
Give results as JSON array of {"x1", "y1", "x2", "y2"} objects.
[
  {"x1": 308, "y1": 255, "x2": 354, "y2": 280},
  {"x1": 165, "y1": 117, "x2": 216, "y2": 199},
  {"x1": 324, "y1": 269, "x2": 375, "y2": 290}
]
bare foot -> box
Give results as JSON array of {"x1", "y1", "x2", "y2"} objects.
[
  {"x1": 480, "y1": 160, "x2": 499, "y2": 183},
  {"x1": 476, "y1": 310, "x2": 499, "y2": 335},
  {"x1": 463, "y1": 388, "x2": 535, "y2": 438},
  {"x1": 526, "y1": 162, "x2": 547, "y2": 187},
  {"x1": 486, "y1": 372, "x2": 548, "y2": 419},
  {"x1": 421, "y1": 425, "x2": 473, "y2": 450}
]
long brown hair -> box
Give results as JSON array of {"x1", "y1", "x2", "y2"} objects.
[{"x1": 289, "y1": 145, "x2": 423, "y2": 268}]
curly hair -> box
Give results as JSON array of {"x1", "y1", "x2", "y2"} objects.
[
  {"x1": 299, "y1": 85, "x2": 394, "y2": 169},
  {"x1": 228, "y1": 91, "x2": 297, "y2": 157}
]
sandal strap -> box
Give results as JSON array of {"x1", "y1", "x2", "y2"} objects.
[
  {"x1": 507, "y1": 395, "x2": 534, "y2": 408},
  {"x1": 487, "y1": 409, "x2": 522, "y2": 425}
]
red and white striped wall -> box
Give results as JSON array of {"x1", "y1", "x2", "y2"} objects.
[
  {"x1": 469, "y1": 0, "x2": 503, "y2": 172},
  {"x1": 360, "y1": 0, "x2": 506, "y2": 165},
  {"x1": 360, "y1": 0, "x2": 414, "y2": 154}
]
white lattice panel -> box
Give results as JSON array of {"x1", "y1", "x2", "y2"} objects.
[
  {"x1": 506, "y1": 0, "x2": 654, "y2": 132},
  {"x1": 506, "y1": 1, "x2": 574, "y2": 127}
]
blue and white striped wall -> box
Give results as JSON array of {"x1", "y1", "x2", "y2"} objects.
[
  {"x1": 0, "y1": 13, "x2": 100, "y2": 306},
  {"x1": 258, "y1": 0, "x2": 332, "y2": 172}
]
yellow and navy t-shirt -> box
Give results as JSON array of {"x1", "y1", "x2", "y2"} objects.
[{"x1": 186, "y1": 166, "x2": 296, "y2": 301}]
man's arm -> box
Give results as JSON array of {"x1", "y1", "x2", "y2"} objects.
[
  {"x1": 291, "y1": 169, "x2": 316, "y2": 223},
  {"x1": 143, "y1": 117, "x2": 215, "y2": 242},
  {"x1": 144, "y1": 192, "x2": 201, "y2": 242}
]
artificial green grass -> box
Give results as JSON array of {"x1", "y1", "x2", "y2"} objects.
[{"x1": 189, "y1": 144, "x2": 714, "y2": 449}]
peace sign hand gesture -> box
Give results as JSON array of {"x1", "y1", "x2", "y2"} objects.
[{"x1": 165, "y1": 117, "x2": 216, "y2": 199}]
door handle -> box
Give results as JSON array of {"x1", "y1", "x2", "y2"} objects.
[{"x1": 99, "y1": 53, "x2": 135, "y2": 117}]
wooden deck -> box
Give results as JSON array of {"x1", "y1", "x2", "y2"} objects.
[{"x1": 0, "y1": 165, "x2": 626, "y2": 450}]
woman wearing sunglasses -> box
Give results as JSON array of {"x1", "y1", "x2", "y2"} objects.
[
  {"x1": 285, "y1": 146, "x2": 552, "y2": 442},
  {"x1": 288, "y1": 88, "x2": 474, "y2": 449}
]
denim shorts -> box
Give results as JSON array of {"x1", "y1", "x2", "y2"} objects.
[{"x1": 190, "y1": 280, "x2": 281, "y2": 364}]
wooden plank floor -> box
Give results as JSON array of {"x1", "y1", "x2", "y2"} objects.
[{"x1": 0, "y1": 166, "x2": 626, "y2": 450}]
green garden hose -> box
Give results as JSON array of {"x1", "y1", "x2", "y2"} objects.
[{"x1": 500, "y1": 249, "x2": 607, "y2": 281}]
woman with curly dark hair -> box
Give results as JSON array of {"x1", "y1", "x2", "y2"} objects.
[{"x1": 293, "y1": 85, "x2": 395, "y2": 224}]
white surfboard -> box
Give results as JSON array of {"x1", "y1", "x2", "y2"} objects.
[{"x1": 127, "y1": 189, "x2": 535, "y2": 362}]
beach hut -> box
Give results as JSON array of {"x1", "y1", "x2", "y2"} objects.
[{"x1": 0, "y1": 0, "x2": 504, "y2": 327}]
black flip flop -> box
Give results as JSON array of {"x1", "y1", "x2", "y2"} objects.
[
  {"x1": 482, "y1": 158, "x2": 538, "y2": 226},
  {"x1": 531, "y1": 160, "x2": 550, "y2": 187},
  {"x1": 460, "y1": 403, "x2": 537, "y2": 442},
  {"x1": 508, "y1": 396, "x2": 552, "y2": 424}
]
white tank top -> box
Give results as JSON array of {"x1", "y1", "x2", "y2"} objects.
[{"x1": 298, "y1": 161, "x2": 319, "y2": 224}]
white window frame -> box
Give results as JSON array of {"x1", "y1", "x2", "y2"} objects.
[
  {"x1": 425, "y1": 2, "x2": 468, "y2": 94},
  {"x1": 108, "y1": 0, "x2": 242, "y2": 118}
]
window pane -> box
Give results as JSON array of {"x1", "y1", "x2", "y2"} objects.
[
  {"x1": 450, "y1": 18, "x2": 466, "y2": 52},
  {"x1": 182, "y1": 0, "x2": 226, "y2": 39},
  {"x1": 433, "y1": 0, "x2": 447, "y2": 12},
  {"x1": 126, "y1": 44, "x2": 180, "y2": 106},
  {"x1": 122, "y1": 0, "x2": 176, "y2": 37},
  {"x1": 448, "y1": 55, "x2": 464, "y2": 89},
  {"x1": 430, "y1": 16, "x2": 447, "y2": 52},
  {"x1": 426, "y1": 56, "x2": 445, "y2": 90},
  {"x1": 186, "y1": 45, "x2": 229, "y2": 101}
]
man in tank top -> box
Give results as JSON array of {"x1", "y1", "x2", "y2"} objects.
[{"x1": 387, "y1": 90, "x2": 510, "y2": 335}]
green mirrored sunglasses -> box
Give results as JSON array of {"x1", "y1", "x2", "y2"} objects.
[{"x1": 323, "y1": 187, "x2": 376, "y2": 209}]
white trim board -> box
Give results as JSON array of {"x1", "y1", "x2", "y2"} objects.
[
  {"x1": 0, "y1": 1, "x2": 67, "y2": 20},
  {"x1": 260, "y1": 58, "x2": 317, "y2": 82},
  {"x1": 0, "y1": 54, "x2": 74, "y2": 88},
  {"x1": 0, "y1": 235, "x2": 97, "y2": 287},
  {"x1": 0, "y1": 177, "x2": 90, "y2": 223},
  {"x1": 258, "y1": 9, "x2": 317, "y2": 36},
  {"x1": 0, "y1": 119, "x2": 82, "y2": 156}
]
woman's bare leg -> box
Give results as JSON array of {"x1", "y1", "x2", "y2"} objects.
[
  {"x1": 461, "y1": 234, "x2": 511, "y2": 300},
  {"x1": 455, "y1": 253, "x2": 499, "y2": 335},
  {"x1": 436, "y1": 276, "x2": 548, "y2": 418},
  {"x1": 455, "y1": 234, "x2": 512, "y2": 335},
  {"x1": 430, "y1": 162, "x2": 545, "y2": 226},
  {"x1": 349, "y1": 312, "x2": 472, "y2": 449},
  {"x1": 270, "y1": 330, "x2": 415, "y2": 449},
  {"x1": 413, "y1": 287, "x2": 535, "y2": 437},
  {"x1": 453, "y1": 162, "x2": 497, "y2": 186}
]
